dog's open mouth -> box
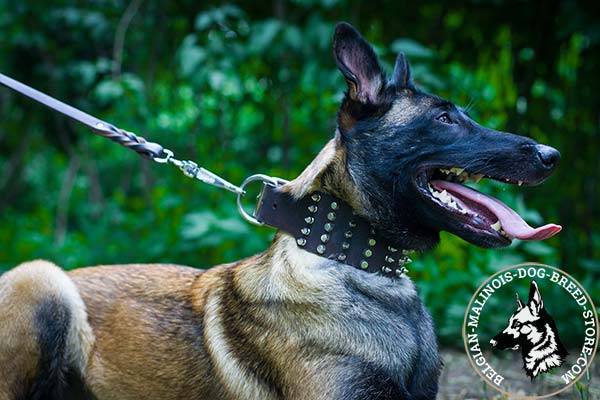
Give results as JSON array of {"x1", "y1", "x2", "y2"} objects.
[{"x1": 416, "y1": 167, "x2": 562, "y2": 242}]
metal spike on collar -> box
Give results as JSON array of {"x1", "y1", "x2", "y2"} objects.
[{"x1": 398, "y1": 256, "x2": 412, "y2": 266}]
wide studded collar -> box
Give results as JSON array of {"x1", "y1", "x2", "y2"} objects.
[{"x1": 254, "y1": 184, "x2": 412, "y2": 278}]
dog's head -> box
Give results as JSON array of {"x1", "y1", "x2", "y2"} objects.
[
  {"x1": 489, "y1": 280, "x2": 544, "y2": 350},
  {"x1": 325, "y1": 22, "x2": 561, "y2": 250}
]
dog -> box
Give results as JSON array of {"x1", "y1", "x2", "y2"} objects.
[
  {"x1": 0, "y1": 22, "x2": 561, "y2": 400},
  {"x1": 490, "y1": 280, "x2": 568, "y2": 378}
]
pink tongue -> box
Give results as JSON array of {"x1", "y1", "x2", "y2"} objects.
[{"x1": 431, "y1": 180, "x2": 562, "y2": 241}]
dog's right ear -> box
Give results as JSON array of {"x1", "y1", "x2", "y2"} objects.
[
  {"x1": 333, "y1": 22, "x2": 384, "y2": 105},
  {"x1": 390, "y1": 53, "x2": 414, "y2": 90}
]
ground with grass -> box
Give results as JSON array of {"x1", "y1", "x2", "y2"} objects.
[{"x1": 439, "y1": 349, "x2": 598, "y2": 399}]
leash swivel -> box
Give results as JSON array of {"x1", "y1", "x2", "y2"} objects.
[{"x1": 153, "y1": 149, "x2": 247, "y2": 196}]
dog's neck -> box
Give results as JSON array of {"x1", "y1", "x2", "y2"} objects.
[
  {"x1": 238, "y1": 135, "x2": 422, "y2": 279},
  {"x1": 280, "y1": 136, "x2": 370, "y2": 213},
  {"x1": 236, "y1": 233, "x2": 417, "y2": 305},
  {"x1": 280, "y1": 135, "x2": 425, "y2": 251}
]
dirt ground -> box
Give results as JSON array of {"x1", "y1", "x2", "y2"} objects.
[{"x1": 438, "y1": 349, "x2": 599, "y2": 399}]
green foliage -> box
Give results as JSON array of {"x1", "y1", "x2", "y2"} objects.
[{"x1": 0, "y1": 0, "x2": 598, "y2": 347}]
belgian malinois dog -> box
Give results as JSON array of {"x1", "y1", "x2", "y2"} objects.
[
  {"x1": 490, "y1": 280, "x2": 568, "y2": 378},
  {"x1": 0, "y1": 22, "x2": 561, "y2": 400}
]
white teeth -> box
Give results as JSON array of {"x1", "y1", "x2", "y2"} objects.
[
  {"x1": 505, "y1": 178, "x2": 510, "y2": 182},
  {"x1": 491, "y1": 221, "x2": 502, "y2": 231},
  {"x1": 450, "y1": 167, "x2": 464, "y2": 175},
  {"x1": 429, "y1": 186, "x2": 464, "y2": 212},
  {"x1": 518, "y1": 180, "x2": 523, "y2": 186}
]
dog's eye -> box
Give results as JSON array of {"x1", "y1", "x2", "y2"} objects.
[
  {"x1": 513, "y1": 321, "x2": 521, "y2": 329},
  {"x1": 436, "y1": 113, "x2": 453, "y2": 124}
]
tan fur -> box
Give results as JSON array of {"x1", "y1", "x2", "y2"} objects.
[{"x1": 282, "y1": 136, "x2": 372, "y2": 216}]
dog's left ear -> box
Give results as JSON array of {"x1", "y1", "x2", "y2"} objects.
[
  {"x1": 333, "y1": 22, "x2": 384, "y2": 105},
  {"x1": 390, "y1": 53, "x2": 414, "y2": 90},
  {"x1": 527, "y1": 280, "x2": 544, "y2": 316}
]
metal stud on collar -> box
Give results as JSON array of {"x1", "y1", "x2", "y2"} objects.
[{"x1": 260, "y1": 188, "x2": 413, "y2": 279}]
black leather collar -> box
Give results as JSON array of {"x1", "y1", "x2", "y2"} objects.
[{"x1": 254, "y1": 184, "x2": 412, "y2": 278}]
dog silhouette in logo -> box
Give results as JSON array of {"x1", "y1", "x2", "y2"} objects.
[{"x1": 489, "y1": 280, "x2": 568, "y2": 378}]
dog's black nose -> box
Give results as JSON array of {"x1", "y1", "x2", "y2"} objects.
[{"x1": 536, "y1": 145, "x2": 560, "y2": 169}]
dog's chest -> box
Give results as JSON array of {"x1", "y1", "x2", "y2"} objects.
[{"x1": 289, "y1": 268, "x2": 435, "y2": 387}]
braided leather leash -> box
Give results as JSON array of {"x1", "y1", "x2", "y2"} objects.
[{"x1": 0, "y1": 73, "x2": 243, "y2": 195}]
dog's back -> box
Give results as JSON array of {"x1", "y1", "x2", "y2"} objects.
[{"x1": 0, "y1": 234, "x2": 440, "y2": 400}]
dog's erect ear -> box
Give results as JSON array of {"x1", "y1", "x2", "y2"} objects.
[
  {"x1": 333, "y1": 22, "x2": 384, "y2": 104},
  {"x1": 515, "y1": 292, "x2": 524, "y2": 310},
  {"x1": 527, "y1": 280, "x2": 544, "y2": 316},
  {"x1": 390, "y1": 53, "x2": 414, "y2": 90}
]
